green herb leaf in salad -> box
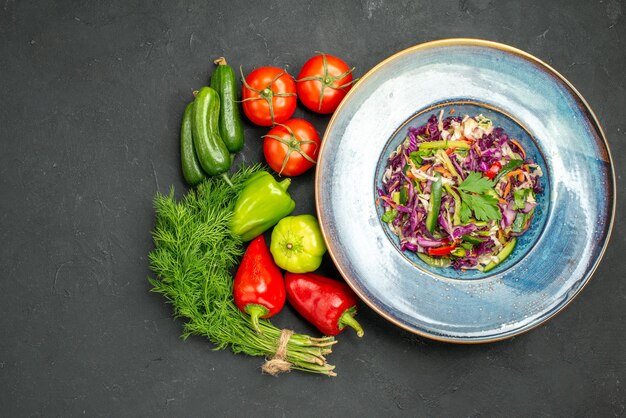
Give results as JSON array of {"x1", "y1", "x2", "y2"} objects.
[
  {"x1": 460, "y1": 200, "x2": 472, "y2": 224},
  {"x1": 458, "y1": 171, "x2": 495, "y2": 194},
  {"x1": 513, "y1": 188, "x2": 531, "y2": 210},
  {"x1": 475, "y1": 115, "x2": 493, "y2": 130},
  {"x1": 409, "y1": 151, "x2": 422, "y2": 166},
  {"x1": 459, "y1": 190, "x2": 502, "y2": 222},
  {"x1": 382, "y1": 209, "x2": 398, "y2": 223}
]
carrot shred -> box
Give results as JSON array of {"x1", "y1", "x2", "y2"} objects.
[
  {"x1": 518, "y1": 172, "x2": 524, "y2": 182},
  {"x1": 510, "y1": 139, "x2": 526, "y2": 159},
  {"x1": 503, "y1": 181, "x2": 511, "y2": 198},
  {"x1": 434, "y1": 167, "x2": 452, "y2": 177},
  {"x1": 380, "y1": 196, "x2": 397, "y2": 208},
  {"x1": 507, "y1": 169, "x2": 524, "y2": 179},
  {"x1": 419, "y1": 164, "x2": 432, "y2": 172}
]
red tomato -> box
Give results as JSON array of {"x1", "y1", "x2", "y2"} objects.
[
  {"x1": 486, "y1": 161, "x2": 502, "y2": 180},
  {"x1": 296, "y1": 54, "x2": 356, "y2": 114},
  {"x1": 263, "y1": 119, "x2": 320, "y2": 176},
  {"x1": 241, "y1": 66, "x2": 297, "y2": 126}
]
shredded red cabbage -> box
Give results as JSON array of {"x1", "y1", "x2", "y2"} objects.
[{"x1": 379, "y1": 112, "x2": 543, "y2": 271}]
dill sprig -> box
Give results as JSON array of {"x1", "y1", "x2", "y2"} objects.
[{"x1": 148, "y1": 165, "x2": 336, "y2": 376}]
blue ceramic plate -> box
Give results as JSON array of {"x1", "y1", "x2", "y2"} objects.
[{"x1": 315, "y1": 39, "x2": 615, "y2": 343}]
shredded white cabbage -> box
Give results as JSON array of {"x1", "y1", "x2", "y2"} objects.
[
  {"x1": 463, "y1": 117, "x2": 478, "y2": 138},
  {"x1": 410, "y1": 168, "x2": 455, "y2": 185}
]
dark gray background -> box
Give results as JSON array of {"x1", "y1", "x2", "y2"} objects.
[{"x1": 1, "y1": 0, "x2": 624, "y2": 416}]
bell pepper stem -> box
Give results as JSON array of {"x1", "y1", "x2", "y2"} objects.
[
  {"x1": 338, "y1": 307, "x2": 364, "y2": 337},
  {"x1": 244, "y1": 304, "x2": 269, "y2": 333},
  {"x1": 278, "y1": 178, "x2": 291, "y2": 191}
]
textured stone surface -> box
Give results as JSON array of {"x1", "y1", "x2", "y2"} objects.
[{"x1": 0, "y1": 0, "x2": 624, "y2": 416}]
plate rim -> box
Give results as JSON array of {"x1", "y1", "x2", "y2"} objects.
[{"x1": 314, "y1": 38, "x2": 616, "y2": 344}]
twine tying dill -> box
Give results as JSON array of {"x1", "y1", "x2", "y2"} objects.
[{"x1": 262, "y1": 329, "x2": 294, "y2": 376}]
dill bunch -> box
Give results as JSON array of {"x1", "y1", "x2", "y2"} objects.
[{"x1": 148, "y1": 165, "x2": 336, "y2": 376}]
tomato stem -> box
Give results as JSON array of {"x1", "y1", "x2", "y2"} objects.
[
  {"x1": 277, "y1": 177, "x2": 291, "y2": 191},
  {"x1": 295, "y1": 53, "x2": 358, "y2": 111},
  {"x1": 263, "y1": 123, "x2": 318, "y2": 175},
  {"x1": 239, "y1": 66, "x2": 295, "y2": 125}
]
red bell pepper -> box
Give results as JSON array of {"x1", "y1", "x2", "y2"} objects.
[
  {"x1": 427, "y1": 242, "x2": 457, "y2": 256},
  {"x1": 284, "y1": 272, "x2": 364, "y2": 337},
  {"x1": 485, "y1": 161, "x2": 502, "y2": 180},
  {"x1": 233, "y1": 235, "x2": 286, "y2": 332}
]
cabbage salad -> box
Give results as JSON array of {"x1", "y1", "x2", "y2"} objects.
[{"x1": 379, "y1": 111, "x2": 543, "y2": 271}]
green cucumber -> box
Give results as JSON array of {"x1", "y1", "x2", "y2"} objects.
[
  {"x1": 511, "y1": 213, "x2": 527, "y2": 233},
  {"x1": 483, "y1": 238, "x2": 517, "y2": 272},
  {"x1": 399, "y1": 187, "x2": 408, "y2": 205},
  {"x1": 451, "y1": 247, "x2": 467, "y2": 257},
  {"x1": 211, "y1": 57, "x2": 244, "y2": 153},
  {"x1": 417, "y1": 252, "x2": 451, "y2": 268},
  {"x1": 180, "y1": 102, "x2": 207, "y2": 186},
  {"x1": 426, "y1": 173, "x2": 442, "y2": 233},
  {"x1": 191, "y1": 87, "x2": 231, "y2": 176}
]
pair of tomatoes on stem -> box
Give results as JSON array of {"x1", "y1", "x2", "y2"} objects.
[{"x1": 241, "y1": 54, "x2": 356, "y2": 176}]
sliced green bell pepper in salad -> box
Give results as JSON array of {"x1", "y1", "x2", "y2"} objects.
[{"x1": 425, "y1": 173, "x2": 442, "y2": 233}]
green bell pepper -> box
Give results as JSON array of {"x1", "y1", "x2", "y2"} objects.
[
  {"x1": 231, "y1": 171, "x2": 296, "y2": 241},
  {"x1": 270, "y1": 214, "x2": 327, "y2": 273}
]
